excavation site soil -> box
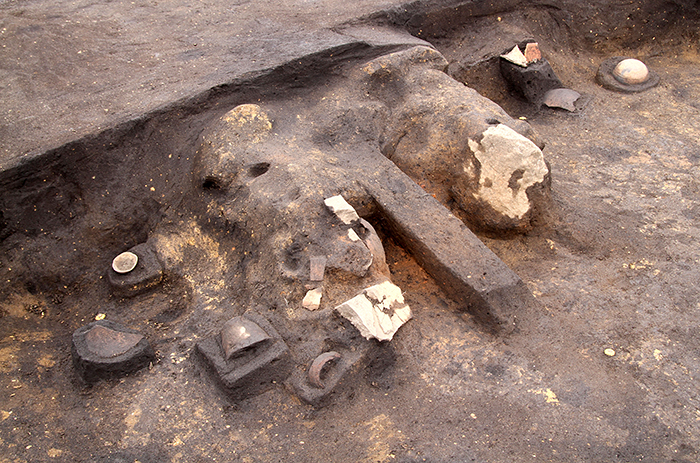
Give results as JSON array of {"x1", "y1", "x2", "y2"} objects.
[{"x1": 2, "y1": 1, "x2": 700, "y2": 462}]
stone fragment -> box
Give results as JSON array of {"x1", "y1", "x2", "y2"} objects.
[
  {"x1": 500, "y1": 45, "x2": 527, "y2": 67},
  {"x1": 196, "y1": 313, "x2": 291, "y2": 400},
  {"x1": 112, "y1": 251, "x2": 138, "y2": 274},
  {"x1": 72, "y1": 320, "x2": 154, "y2": 383},
  {"x1": 325, "y1": 232, "x2": 374, "y2": 277},
  {"x1": 302, "y1": 287, "x2": 323, "y2": 311},
  {"x1": 524, "y1": 42, "x2": 541, "y2": 64},
  {"x1": 467, "y1": 124, "x2": 549, "y2": 222},
  {"x1": 324, "y1": 195, "x2": 360, "y2": 224},
  {"x1": 543, "y1": 88, "x2": 582, "y2": 112},
  {"x1": 335, "y1": 281, "x2": 411, "y2": 341},
  {"x1": 108, "y1": 242, "x2": 163, "y2": 296},
  {"x1": 613, "y1": 58, "x2": 649, "y2": 85},
  {"x1": 309, "y1": 256, "x2": 327, "y2": 282}
]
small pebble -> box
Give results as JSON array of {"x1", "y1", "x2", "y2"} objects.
[
  {"x1": 604, "y1": 348, "x2": 616, "y2": 357},
  {"x1": 613, "y1": 59, "x2": 649, "y2": 85},
  {"x1": 112, "y1": 251, "x2": 138, "y2": 274}
]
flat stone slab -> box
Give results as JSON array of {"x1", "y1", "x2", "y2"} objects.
[{"x1": 360, "y1": 152, "x2": 536, "y2": 334}]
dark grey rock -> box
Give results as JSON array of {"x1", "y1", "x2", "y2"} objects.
[
  {"x1": 72, "y1": 320, "x2": 155, "y2": 383},
  {"x1": 500, "y1": 56, "x2": 564, "y2": 105}
]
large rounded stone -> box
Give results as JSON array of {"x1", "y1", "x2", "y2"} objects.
[
  {"x1": 613, "y1": 58, "x2": 649, "y2": 85},
  {"x1": 597, "y1": 57, "x2": 659, "y2": 93}
]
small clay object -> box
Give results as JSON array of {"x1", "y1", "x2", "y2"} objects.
[
  {"x1": 308, "y1": 351, "x2": 342, "y2": 389},
  {"x1": 196, "y1": 313, "x2": 291, "y2": 400},
  {"x1": 85, "y1": 324, "x2": 144, "y2": 358},
  {"x1": 72, "y1": 320, "x2": 154, "y2": 383},
  {"x1": 112, "y1": 251, "x2": 138, "y2": 274}
]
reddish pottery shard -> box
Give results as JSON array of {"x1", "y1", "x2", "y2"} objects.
[{"x1": 524, "y1": 42, "x2": 541, "y2": 64}]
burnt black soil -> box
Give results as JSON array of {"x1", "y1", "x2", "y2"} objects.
[{"x1": 2, "y1": 1, "x2": 700, "y2": 462}]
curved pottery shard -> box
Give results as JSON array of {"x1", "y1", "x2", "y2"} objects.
[
  {"x1": 85, "y1": 325, "x2": 144, "y2": 358},
  {"x1": 308, "y1": 351, "x2": 342, "y2": 389},
  {"x1": 543, "y1": 88, "x2": 581, "y2": 112},
  {"x1": 221, "y1": 317, "x2": 271, "y2": 360}
]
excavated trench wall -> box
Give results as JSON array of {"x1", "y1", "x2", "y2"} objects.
[{"x1": 1, "y1": 0, "x2": 697, "y2": 302}]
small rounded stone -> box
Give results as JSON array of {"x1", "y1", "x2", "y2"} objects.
[
  {"x1": 613, "y1": 59, "x2": 649, "y2": 85},
  {"x1": 112, "y1": 251, "x2": 138, "y2": 274},
  {"x1": 604, "y1": 348, "x2": 616, "y2": 357}
]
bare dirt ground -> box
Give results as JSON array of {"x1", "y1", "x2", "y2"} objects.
[{"x1": 3, "y1": 2, "x2": 700, "y2": 463}]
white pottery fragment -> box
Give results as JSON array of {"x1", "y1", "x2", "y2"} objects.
[
  {"x1": 302, "y1": 287, "x2": 323, "y2": 311},
  {"x1": 335, "y1": 281, "x2": 411, "y2": 341},
  {"x1": 324, "y1": 195, "x2": 360, "y2": 224},
  {"x1": 501, "y1": 45, "x2": 528, "y2": 67}
]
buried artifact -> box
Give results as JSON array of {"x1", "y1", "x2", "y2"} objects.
[
  {"x1": 173, "y1": 45, "x2": 546, "y2": 404},
  {"x1": 72, "y1": 45, "x2": 547, "y2": 405}
]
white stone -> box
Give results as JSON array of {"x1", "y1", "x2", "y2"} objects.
[
  {"x1": 112, "y1": 251, "x2": 138, "y2": 274},
  {"x1": 347, "y1": 229, "x2": 361, "y2": 242},
  {"x1": 302, "y1": 288, "x2": 323, "y2": 311},
  {"x1": 324, "y1": 195, "x2": 360, "y2": 224},
  {"x1": 468, "y1": 124, "x2": 549, "y2": 219},
  {"x1": 500, "y1": 45, "x2": 527, "y2": 67},
  {"x1": 613, "y1": 59, "x2": 649, "y2": 85},
  {"x1": 335, "y1": 281, "x2": 411, "y2": 341}
]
